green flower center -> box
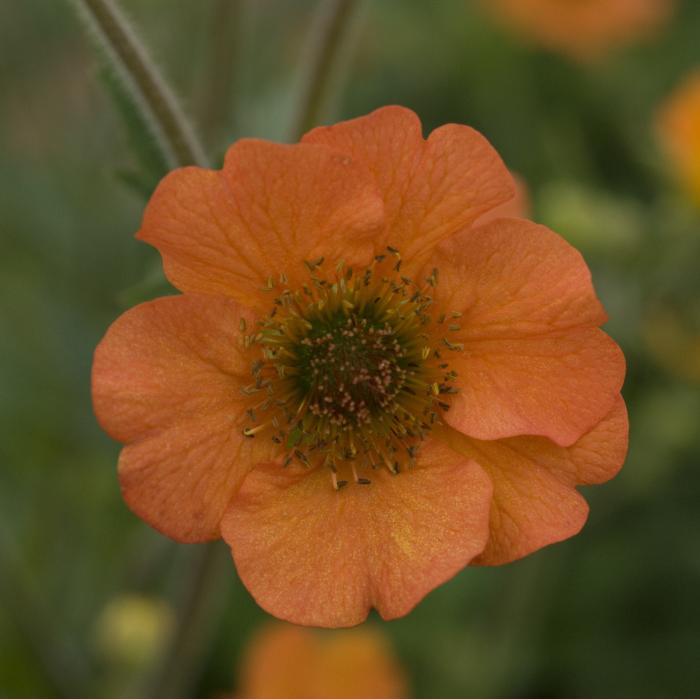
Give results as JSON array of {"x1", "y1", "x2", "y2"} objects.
[
  {"x1": 241, "y1": 250, "x2": 461, "y2": 488},
  {"x1": 296, "y1": 309, "x2": 418, "y2": 427}
]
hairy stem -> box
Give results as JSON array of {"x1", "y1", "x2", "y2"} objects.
[
  {"x1": 71, "y1": 0, "x2": 208, "y2": 167},
  {"x1": 291, "y1": 0, "x2": 362, "y2": 140},
  {"x1": 199, "y1": 0, "x2": 242, "y2": 151}
]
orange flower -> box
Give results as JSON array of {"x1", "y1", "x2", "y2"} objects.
[
  {"x1": 230, "y1": 624, "x2": 407, "y2": 699},
  {"x1": 475, "y1": 171, "x2": 530, "y2": 225},
  {"x1": 657, "y1": 69, "x2": 700, "y2": 206},
  {"x1": 93, "y1": 106, "x2": 627, "y2": 627},
  {"x1": 479, "y1": 0, "x2": 673, "y2": 61}
]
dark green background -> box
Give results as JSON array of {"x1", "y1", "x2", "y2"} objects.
[{"x1": 1, "y1": 1, "x2": 699, "y2": 697}]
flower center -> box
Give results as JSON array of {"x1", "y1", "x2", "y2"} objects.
[{"x1": 241, "y1": 250, "x2": 462, "y2": 489}]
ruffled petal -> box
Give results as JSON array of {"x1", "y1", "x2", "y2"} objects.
[
  {"x1": 92, "y1": 294, "x2": 273, "y2": 542},
  {"x1": 220, "y1": 440, "x2": 492, "y2": 627},
  {"x1": 441, "y1": 397, "x2": 628, "y2": 565},
  {"x1": 137, "y1": 140, "x2": 385, "y2": 312},
  {"x1": 303, "y1": 106, "x2": 515, "y2": 267},
  {"x1": 429, "y1": 218, "x2": 608, "y2": 339},
  {"x1": 515, "y1": 396, "x2": 629, "y2": 487},
  {"x1": 426, "y1": 218, "x2": 623, "y2": 445},
  {"x1": 473, "y1": 173, "x2": 530, "y2": 225},
  {"x1": 446, "y1": 328, "x2": 624, "y2": 446}
]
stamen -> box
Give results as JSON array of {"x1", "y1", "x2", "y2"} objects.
[
  {"x1": 240, "y1": 250, "x2": 461, "y2": 488},
  {"x1": 243, "y1": 423, "x2": 268, "y2": 438}
]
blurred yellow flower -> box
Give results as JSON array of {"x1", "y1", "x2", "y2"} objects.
[
  {"x1": 657, "y1": 69, "x2": 700, "y2": 206},
  {"x1": 95, "y1": 594, "x2": 173, "y2": 667},
  {"x1": 230, "y1": 624, "x2": 407, "y2": 699}
]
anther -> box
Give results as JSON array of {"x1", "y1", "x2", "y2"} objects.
[
  {"x1": 304, "y1": 257, "x2": 325, "y2": 272},
  {"x1": 442, "y1": 339, "x2": 464, "y2": 351},
  {"x1": 243, "y1": 424, "x2": 267, "y2": 438},
  {"x1": 240, "y1": 253, "x2": 460, "y2": 488}
]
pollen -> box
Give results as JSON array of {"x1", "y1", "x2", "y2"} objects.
[{"x1": 241, "y1": 249, "x2": 461, "y2": 488}]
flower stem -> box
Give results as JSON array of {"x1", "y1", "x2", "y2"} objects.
[
  {"x1": 199, "y1": 0, "x2": 243, "y2": 152},
  {"x1": 71, "y1": 0, "x2": 208, "y2": 168},
  {"x1": 291, "y1": 0, "x2": 362, "y2": 140},
  {"x1": 144, "y1": 542, "x2": 231, "y2": 699}
]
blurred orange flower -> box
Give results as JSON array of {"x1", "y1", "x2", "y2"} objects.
[
  {"x1": 480, "y1": 0, "x2": 673, "y2": 60},
  {"x1": 229, "y1": 624, "x2": 407, "y2": 699},
  {"x1": 657, "y1": 69, "x2": 700, "y2": 206},
  {"x1": 93, "y1": 106, "x2": 627, "y2": 627}
]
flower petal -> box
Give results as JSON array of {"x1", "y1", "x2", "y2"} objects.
[
  {"x1": 303, "y1": 106, "x2": 515, "y2": 266},
  {"x1": 220, "y1": 440, "x2": 492, "y2": 627},
  {"x1": 446, "y1": 328, "x2": 625, "y2": 446},
  {"x1": 429, "y1": 218, "x2": 608, "y2": 339},
  {"x1": 524, "y1": 395, "x2": 629, "y2": 487},
  {"x1": 473, "y1": 172, "x2": 530, "y2": 225},
  {"x1": 92, "y1": 294, "x2": 273, "y2": 542},
  {"x1": 426, "y1": 218, "x2": 624, "y2": 445},
  {"x1": 441, "y1": 396, "x2": 628, "y2": 565},
  {"x1": 137, "y1": 140, "x2": 385, "y2": 312}
]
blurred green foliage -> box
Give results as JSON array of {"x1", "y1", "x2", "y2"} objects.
[{"x1": 1, "y1": 1, "x2": 699, "y2": 697}]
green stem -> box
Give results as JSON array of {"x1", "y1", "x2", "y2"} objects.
[
  {"x1": 71, "y1": 0, "x2": 208, "y2": 167},
  {"x1": 199, "y1": 0, "x2": 242, "y2": 152},
  {"x1": 68, "y1": 4, "x2": 363, "y2": 697},
  {"x1": 68, "y1": 5, "x2": 238, "y2": 697},
  {"x1": 144, "y1": 542, "x2": 231, "y2": 699},
  {"x1": 291, "y1": 0, "x2": 362, "y2": 140}
]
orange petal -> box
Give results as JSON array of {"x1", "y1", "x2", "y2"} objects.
[
  {"x1": 442, "y1": 396, "x2": 628, "y2": 565},
  {"x1": 92, "y1": 294, "x2": 272, "y2": 542},
  {"x1": 137, "y1": 140, "x2": 384, "y2": 312},
  {"x1": 521, "y1": 395, "x2": 629, "y2": 487},
  {"x1": 303, "y1": 106, "x2": 515, "y2": 266},
  {"x1": 425, "y1": 218, "x2": 623, "y2": 445},
  {"x1": 473, "y1": 172, "x2": 530, "y2": 225},
  {"x1": 429, "y1": 218, "x2": 608, "y2": 339},
  {"x1": 446, "y1": 328, "x2": 625, "y2": 447},
  {"x1": 220, "y1": 440, "x2": 492, "y2": 627}
]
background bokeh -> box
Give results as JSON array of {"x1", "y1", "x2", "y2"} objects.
[{"x1": 1, "y1": 1, "x2": 699, "y2": 697}]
